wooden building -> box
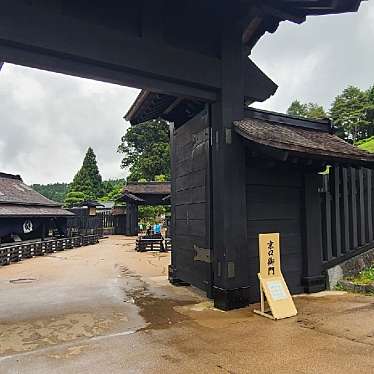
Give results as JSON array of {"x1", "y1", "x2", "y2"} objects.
[
  {"x1": 0, "y1": 0, "x2": 365, "y2": 308},
  {"x1": 118, "y1": 182, "x2": 171, "y2": 236},
  {"x1": 126, "y1": 94, "x2": 374, "y2": 309},
  {"x1": 0, "y1": 173, "x2": 73, "y2": 244}
]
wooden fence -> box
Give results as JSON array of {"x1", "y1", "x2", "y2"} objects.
[
  {"x1": 67, "y1": 209, "x2": 127, "y2": 236},
  {"x1": 320, "y1": 166, "x2": 374, "y2": 267},
  {"x1": 99, "y1": 210, "x2": 114, "y2": 229},
  {"x1": 0, "y1": 234, "x2": 99, "y2": 266}
]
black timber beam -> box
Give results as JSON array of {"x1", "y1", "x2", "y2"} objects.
[
  {"x1": 0, "y1": 1, "x2": 220, "y2": 101},
  {"x1": 211, "y1": 3, "x2": 250, "y2": 310}
]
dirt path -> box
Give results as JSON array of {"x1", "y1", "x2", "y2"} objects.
[{"x1": 0, "y1": 236, "x2": 373, "y2": 373}]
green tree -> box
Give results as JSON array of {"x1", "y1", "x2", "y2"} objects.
[
  {"x1": 330, "y1": 86, "x2": 370, "y2": 142},
  {"x1": 304, "y1": 103, "x2": 327, "y2": 120},
  {"x1": 100, "y1": 183, "x2": 124, "y2": 203},
  {"x1": 101, "y1": 179, "x2": 125, "y2": 197},
  {"x1": 32, "y1": 182, "x2": 69, "y2": 203},
  {"x1": 287, "y1": 100, "x2": 327, "y2": 120},
  {"x1": 287, "y1": 100, "x2": 308, "y2": 117},
  {"x1": 366, "y1": 85, "x2": 374, "y2": 126},
  {"x1": 64, "y1": 191, "x2": 86, "y2": 208},
  {"x1": 118, "y1": 119, "x2": 170, "y2": 181},
  {"x1": 67, "y1": 147, "x2": 103, "y2": 200}
]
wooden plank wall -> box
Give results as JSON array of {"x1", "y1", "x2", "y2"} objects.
[
  {"x1": 246, "y1": 164, "x2": 305, "y2": 301},
  {"x1": 321, "y1": 166, "x2": 374, "y2": 266}
]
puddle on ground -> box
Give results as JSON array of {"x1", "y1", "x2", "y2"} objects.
[{"x1": 121, "y1": 266, "x2": 196, "y2": 330}]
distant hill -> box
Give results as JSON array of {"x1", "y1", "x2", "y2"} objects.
[
  {"x1": 356, "y1": 136, "x2": 374, "y2": 153},
  {"x1": 32, "y1": 183, "x2": 69, "y2": 203},
  {"x1": 32, "y1": 178, "x2": 125, "y2": 204}
]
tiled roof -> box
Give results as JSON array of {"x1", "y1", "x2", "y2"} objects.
[
  {"x1": 234, "y1": 118, "x2": 374, "y2": 164},
  {"x1": 0, "y1": 172, "x2": 73, "y2": 217},
  {"x1": 0, "y1": 173, "x2": 60, "y2": 206}
]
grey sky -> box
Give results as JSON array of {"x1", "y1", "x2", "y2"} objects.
[
  {"x1": 251, "y1": 1, "x2": 374, "y2": 112},
  {"x1": 0, "y1": 64, "x2": 140, "y2": 184},
  {"x1": 0, "y1": 1, "x2": 372, "y2": 185}
]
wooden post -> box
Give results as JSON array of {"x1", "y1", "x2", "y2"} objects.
[
  {"x1": 367, "y1": 169, "x2": 373, "y2": 242},
  {"x1": 41, "y1": 220, "x2": 46, "y2": 240},
  {"x1": 358, "y1": 168, "x2": 366, "y2": 245},
  {"x1": 341, "y1": 167, "x2": 350, "y2": 253},
  {"x1": 302, "y1": 174, "x2": 326, "y2": 293},
  {"x1": 210, "y1": 5, "x2": 250, "y2": 310},
  {"x1": 331, "y1": 166, "x2": 342, "y2": 257},
  {"x1": 349, "y1": 167, "x2": 358, "y2": 250},
  {"x1": 125, "y1": 203, "x2": 132, "y2": 236}
]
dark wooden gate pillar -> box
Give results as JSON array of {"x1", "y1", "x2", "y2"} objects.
[
  {"x1": 210, "y1": 8, "x2": 250, "y2": 310},
  {"x1": 303, "y1": 173, "x2": 326, "y2": 292},
  {"x1": 126, "y1": 203, "x2": 138, "y2": 236}
]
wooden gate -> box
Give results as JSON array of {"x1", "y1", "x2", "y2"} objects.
[{"x1": 320, "y1": 166, "x2": 374, "y2": 268}]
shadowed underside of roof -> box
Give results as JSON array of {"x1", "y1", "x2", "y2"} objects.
[
  {"x1": 265, "y1": 0, "x2": 362, "y2": 16},
  {"x1": 125, "y1": 59, "x2": 278, "y2": 125},
  {"x1": 240, "y1": 0, "x2": 364, "y2": 48},
  {"x1": 119, "y1": 182, "x2": 171, "y2": 205},
  {"x1": 0, "y1": 205, "x2": 74, "y2": 217}
]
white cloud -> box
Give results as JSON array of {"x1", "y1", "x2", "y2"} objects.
[
  {"x1": 0, "y1": 2, "x2": 372, "y2": 184},
  {"x1": 0, "y1": 64, "x2": 139, "y2": 184}
]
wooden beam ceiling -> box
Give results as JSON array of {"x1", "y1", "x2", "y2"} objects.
[{"x1": 0, "y1": 0, "x2": 220, "y2": 101}]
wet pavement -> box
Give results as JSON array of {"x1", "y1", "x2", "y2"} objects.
[{"x1": 0, "y1": 236, "x2": 373, "y2": 373}]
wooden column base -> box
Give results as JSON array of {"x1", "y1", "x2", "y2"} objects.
[
  {"x1": 213, "y1": 286, "x2": 252, "y2": 311},
  {"x1": 168, "y1": 265, "x2": 190, "y2": 287},
  {"x1": 302, "y1": 275, "x2": 326, "y2": 293}
]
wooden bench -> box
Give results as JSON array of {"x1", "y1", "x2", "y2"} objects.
[
  {"x1": 165, "y1": 238, "x2": 172, "y2": 251},
  {"x1": 136, "y1": 237, "x2": 165, "y2": 252}
]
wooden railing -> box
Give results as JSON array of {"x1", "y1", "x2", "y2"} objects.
[
  {"x1": 0, "y1": 234, "x2": 100, "y2": 266},
  {"x1": 320, "y1": 166, "x2": 374, "y2": 268}
]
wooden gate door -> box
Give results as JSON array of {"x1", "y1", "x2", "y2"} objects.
[{"x1": 170, "y1": 109, "x2": 212, "y2": 292}]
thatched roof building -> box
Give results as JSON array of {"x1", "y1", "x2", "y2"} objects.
[{"x1": 0, "y1": 172, "x2": 72, "y2": 242}]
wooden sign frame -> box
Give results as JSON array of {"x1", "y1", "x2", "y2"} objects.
[{"x1": 254, "y1": 233, "x2": 297, "y2": 320}]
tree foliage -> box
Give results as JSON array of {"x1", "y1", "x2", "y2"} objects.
[
  {"x1": 288, "y1": 85, "x2": 374, "y2": 143},
  {"x1": 35, "y1": 178, "x2": 124, "y2": 206},
  {"x1": 66, "y1": 147, "x2": 103, "y2": 202},
  {"x1": 118, "y1": 119, "x2": 170, "y2": 182},
  {"x1": 100, "y1": 180, "x2": 125, "y2": 202},
  {"x1": 32, "y1": 183, "x2": 68, "y2": 203},
  {"x1": 287, "y1": 100, "x2": 327, "y2": 120},
  {"x1": 330, "y1": 86, "x2": 371, "y2": 142},
  {"x1": 64, "y1": 191, "x2": 86, "y2": 208}
]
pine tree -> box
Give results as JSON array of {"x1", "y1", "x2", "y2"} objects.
[{"x1": 66, "y1": 147, "x2": 103, "y2": 203}]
